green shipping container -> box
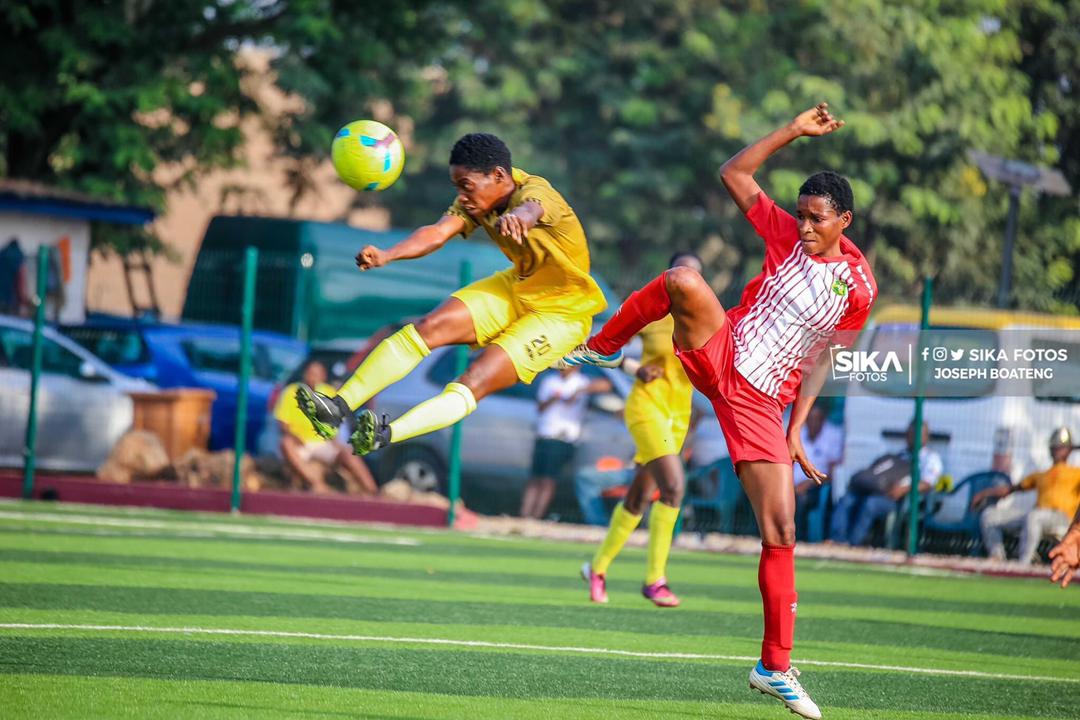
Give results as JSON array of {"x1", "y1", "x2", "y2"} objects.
[{"x1": 182, "y1": 215, "x2": 615, "y2": 343}]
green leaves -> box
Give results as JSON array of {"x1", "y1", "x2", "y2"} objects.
[{"x1": 2, "y1": 0, "x2": 1076, "y2": 312}]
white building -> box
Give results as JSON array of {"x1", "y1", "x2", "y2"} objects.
[{"x1": 0, "y1": 180, "x2": 154, "y2": 323}]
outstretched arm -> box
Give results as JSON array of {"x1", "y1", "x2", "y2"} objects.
[
  {"x1": 971, "y1": 483, "x2": 1013, "y2": 509},
  {"x1": 356, "y1": 214, "x2": 466, "y2": 270},
  {"x1": 719, "y1": 102, "x2": 844, "y2": 213}
]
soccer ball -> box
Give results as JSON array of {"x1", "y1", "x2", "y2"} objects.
[{"x1": 331, "y1": 120, "x2": 405, "y2": 191}]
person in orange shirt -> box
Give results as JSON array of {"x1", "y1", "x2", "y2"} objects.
[{"x1": 973, "y1": 427, "x2": 1080, "y2": 565}]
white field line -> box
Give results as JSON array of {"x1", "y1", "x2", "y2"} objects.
[
  {"x1": 0, "y1": 623, "x2": 1075, "y2": 685},
  {"x1": 0, "y1": 511, "x2": 419, "y2": 546}
]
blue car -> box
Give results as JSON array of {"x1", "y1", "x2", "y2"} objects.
[{"x1": 60, "y1": 316, "x2": 308, "y2": 451}]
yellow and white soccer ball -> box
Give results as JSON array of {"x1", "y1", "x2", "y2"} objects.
[{"x1": 330, "y1": 120, "x2": 405, "y2": 191}]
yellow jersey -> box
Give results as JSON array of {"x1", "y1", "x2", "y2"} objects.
[
  {"x1": 625, "y1": 315, "x2": 692, "y2": 425},
  {"x1": 1019, "y1": 462, "x2": 1080, "y2": 517},
  {"x1": 275, "y1": 382, "x2": 336, "y2": 443},
  {"x1": 446, "y1": 168, "x2": 606, "y2": 317}
]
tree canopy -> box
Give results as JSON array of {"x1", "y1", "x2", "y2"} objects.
[{"x1": 2, "y1": 0, "x2": 1077, "y2": 310}]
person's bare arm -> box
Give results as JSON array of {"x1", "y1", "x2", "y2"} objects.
[
  {"x1": 1050, "y1": 506, "x2": 1080, "y2": 588},
  {"x1": 536, "y1": 382, "x2": 562, "y2": 412},
  {"x1": 719, "y1": 102, "x2": 844, "y2": 213},
  {"x1": 787, "y1": 352, "x2": 832, "y2": 484},
  {"x1": 971, "y1": 483, "x2": 1013, "y2": 509},
  {"x1": 621, "y1": 357, "x2": 663, "y2": 383},
  {"x1": 580, "y1": 377, "x2": 613, "y2": 397},
  {"x1": 495, "y1": 201, "x2": 543, "y2": 245},
  {"x1": 356, "y1": 214, "x2": 466, "y2": 270},
  {"x1": 537, "y1": 394, "x2": 561, "y2": 412}
]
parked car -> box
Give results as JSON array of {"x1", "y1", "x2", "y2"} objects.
[
  {"x1": 343, "y1": 347, "x2": 633, "y2": 517},
  {"x1": 261, "y1": 333, "x2": 636, "y2": 516},
  {"x1": 59, "y1": 316, "x2": 307, "y2": 451},
  {"x1": 0, "y1": 315, "x2": 154, "y2": 472}
]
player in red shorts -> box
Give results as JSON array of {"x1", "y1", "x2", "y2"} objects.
[{"x1": 560, "y1": 103, "x2": 876, "y2": 719}]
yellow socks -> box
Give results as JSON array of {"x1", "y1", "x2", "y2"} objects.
[
  {"x1": 388, "y1": 382, "x2": 477, "y2": 443},
  {"x1": 592, "y1": 501, "x2": 681, "y2": 583},
  {"x1": 645, "y1": 501, "x2": 680, "y2": 585},
  {"x1": 338, "y1": 324, "x2": 430, "y2": 409},
  {"x1": 592, "y1": 503, "x2": 642, "y2": 575}
]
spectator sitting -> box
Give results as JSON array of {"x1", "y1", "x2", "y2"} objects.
[
  {"x1": 973, "y1": 426, "x2": 1080, "y2": 564},
  {"x1": 574, "y1": 455, "x2": 635, "y2": 526},
  {"x1": 575, "y1": 408, "x2": 703, "y2": 527},
  {"x1": 275, "y1": 360, "x2": 377, "y2": 495},
  {"x1": 793, "y1": 403, "x2": 843, "y2": 540},
  {"x1": 829, "y1": 420, "x2": 942, "y2": 546},
  {"x1": 520, "y1": 366, "x2": 611, "y2": 519}
]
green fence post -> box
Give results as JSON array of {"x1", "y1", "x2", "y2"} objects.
[
  {"x1": 22, "y1": 247, "x2": 50, "y2": 500},
  {"x1": 908, "y1": 276, "x2": 933, "y2": 556},
  {"x1": 232, "y1": 246, "x2": 258, "y2": 513},
  {"x1": 447, "y1": 260, "x2": 472, "y2": 527}
]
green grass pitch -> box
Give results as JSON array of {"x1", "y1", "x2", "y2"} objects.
[{"x1": 0, "y1": 501, "x2": 1077, "y2": 719}]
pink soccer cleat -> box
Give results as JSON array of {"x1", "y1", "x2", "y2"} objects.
[
  {"x1": 641, "y1": 578, "x2": 681, "y2": 608},
  {"x1": 581, "y1": 562, "x2": 608, "y2": 603}
]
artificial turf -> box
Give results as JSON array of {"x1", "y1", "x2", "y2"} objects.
[{"x1": 0, "y1": 501, "x2": 1077, "y2": 719}]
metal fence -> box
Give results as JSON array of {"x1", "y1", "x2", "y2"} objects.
[
  {"x1": 11, "y1": 247, "x2": 472, "y2": 526},
  {"x1": 9, "y1": 251, "x2": 1080, "y2": 560}
]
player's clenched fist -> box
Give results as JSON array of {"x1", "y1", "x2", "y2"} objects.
[
  {"x1": 356, "y1": 245, "x2": 387, "y2": 270},
  {"x1": 636, "y1": 364, "x2": 665, "y2": 383},
  {"x1": 496, "y1": 213, "x2": 529, "y2": 245}
]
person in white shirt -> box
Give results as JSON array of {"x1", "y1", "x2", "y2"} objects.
[
  {"x1": 520, "y1": 367, "x2": 611, "y2": 518},
  {"x1": 793, "y1": 403, "x2": 843, "y2": 540},
  {"x1": 830, "y1": 420, "x2": 943, "y2": 546}
]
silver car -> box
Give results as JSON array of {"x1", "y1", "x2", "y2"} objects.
[
  {"x1": 361, "y1": 346, "x2": 637, "y2": 517},
  {"x1": 0, "y1": 316, "x2": 153, "y2": 472}
]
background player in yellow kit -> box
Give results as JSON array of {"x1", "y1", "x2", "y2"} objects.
[
  {"x1": 580, "y1": 252, "x2": 703, "y2": 607},
  {"x1": 296, "y1": 133, "x2": 606, "y2": 455}
]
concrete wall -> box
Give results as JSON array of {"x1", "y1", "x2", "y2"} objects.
[{"x1": 0, "y1": 211, "x2": 89, "y2": 323}]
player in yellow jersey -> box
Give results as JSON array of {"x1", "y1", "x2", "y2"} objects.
[
  {"x1": 581, "y1": 252, "x2": 702, "y2": 607},
  {"x1": 296, "y1": 133, "x2": 607, "y2": 455}
]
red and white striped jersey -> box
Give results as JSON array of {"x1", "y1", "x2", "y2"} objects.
[{"x1": 728, "y1": 191, "x2": 876, "y2": 405}]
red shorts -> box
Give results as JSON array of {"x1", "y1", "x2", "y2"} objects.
[{"x1": 675, "y1": 319, "x2": 790, "y2": 466}]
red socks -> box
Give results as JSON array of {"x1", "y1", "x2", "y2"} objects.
[
  {"x1": 759, "y1": 543, "x2": 797, "y2": 672},
  {"x1": 588, "y1": 272, "x2": 672, "y2": 355}
]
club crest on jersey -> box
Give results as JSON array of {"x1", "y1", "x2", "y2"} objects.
[{"x1": 830, "y1": 278, "x2": 848, "y2": 296}]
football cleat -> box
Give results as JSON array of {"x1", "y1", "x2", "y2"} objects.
[
  {"x1": 552, "y1": 343, "x2": 623, "y2": 370},
  {"x1": 641, "y1": 578, "x2": 681, "y2": 608},
  {"x1": 351, "y1": 409, "x2": 391, "y2": 455},
  {"x1": 749, "y1": 660, "x2": 822, "y2": 719},
  {"x1": 296, "y1": 385, "x2": 351, "y2": 440},
  {"x1": 581, "y1": 561, "x2": 608, "y2": 604}
]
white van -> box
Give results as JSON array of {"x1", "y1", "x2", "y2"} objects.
[{"x1": 833, "y1": 305, "x2": 1080, "y2": 498}]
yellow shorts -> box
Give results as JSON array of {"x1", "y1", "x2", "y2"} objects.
[
  {"x1": 625, "y1": 382, "x2": 692, "y2": 465},
  {"x1": 452, "y1": 269, "x2": 592, "y2": 383}
]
